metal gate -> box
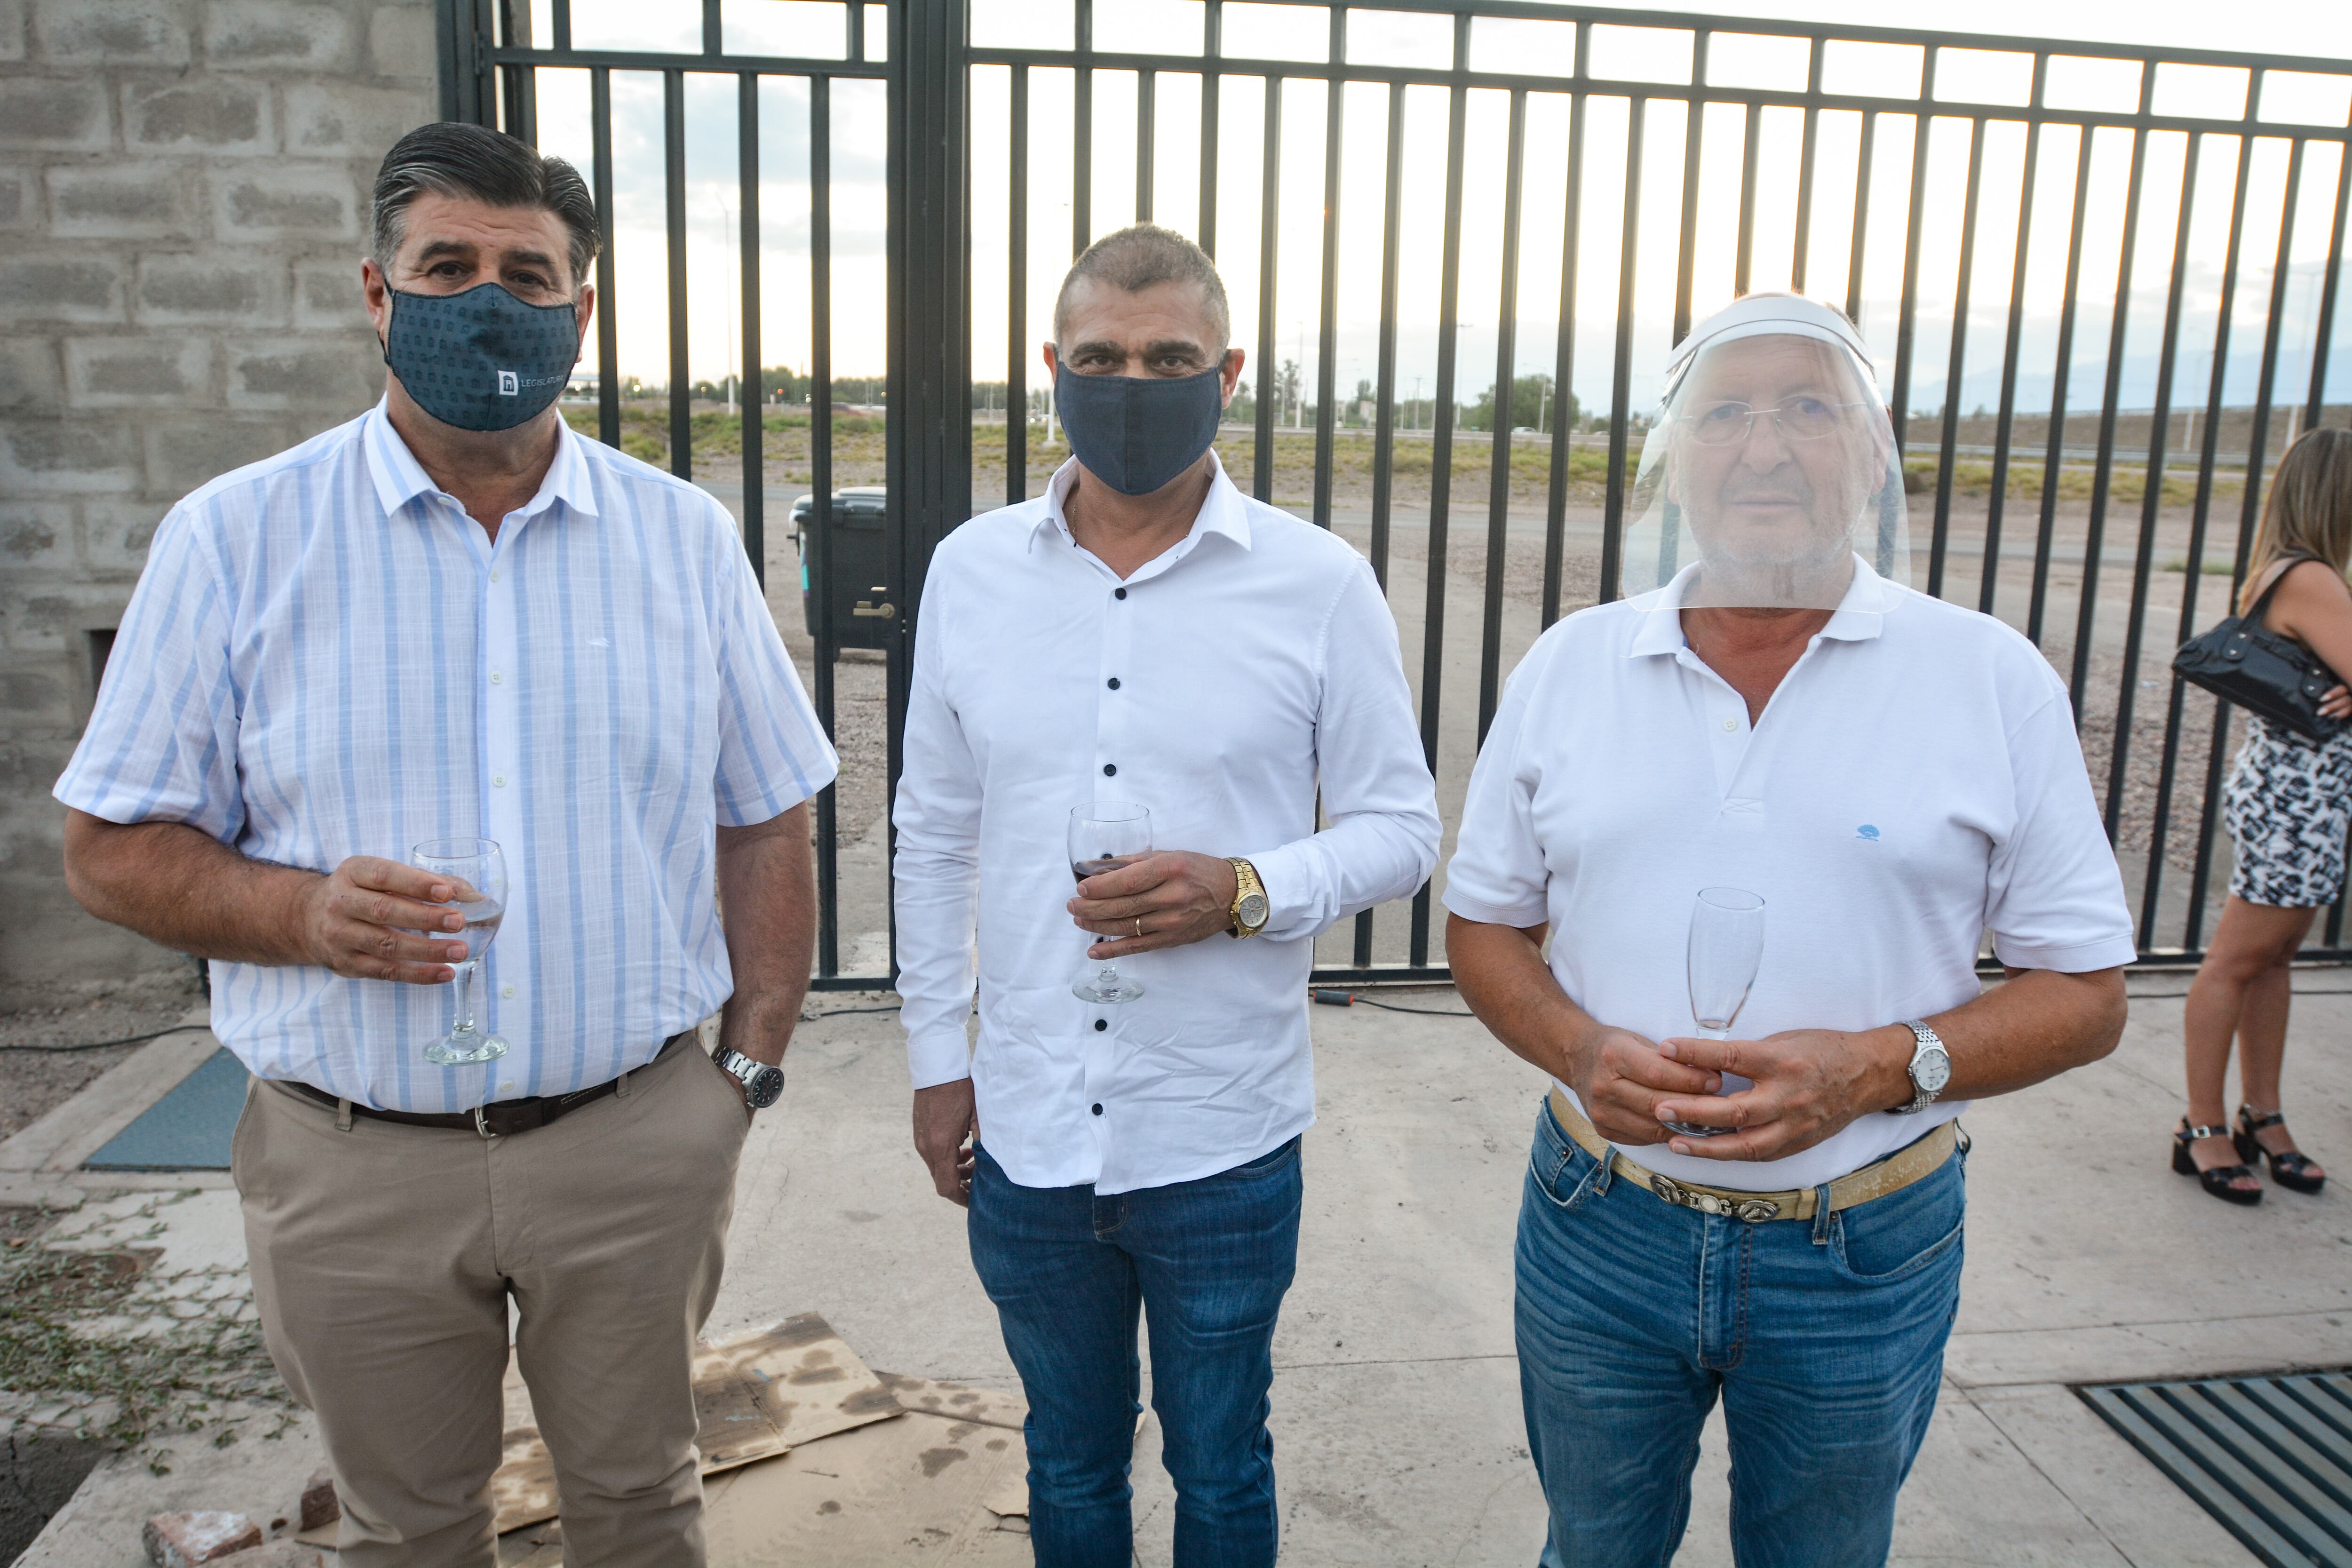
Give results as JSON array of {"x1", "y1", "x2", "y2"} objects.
[{"x1": 441, "y1": 0, "x2": 2351, "y2": 989}]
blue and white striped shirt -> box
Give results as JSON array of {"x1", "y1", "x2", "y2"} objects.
[{"x1": 55, "y1": 402, "x2": 837, "y2": 1112}]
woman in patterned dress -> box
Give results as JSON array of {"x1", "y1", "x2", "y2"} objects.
[{"x1": 2178, "y1": 428, "x2": 2352, "y2": 1203}]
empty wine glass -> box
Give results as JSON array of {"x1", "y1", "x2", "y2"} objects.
[
  {"x1": 1067, "y1": 803, "x2": 1152, "y2": 1004},
  {"x1": 412, "y1": 837, "x2": 509, "y2": 1065},
  {"x1": 1664, "y1": 886, "x2": 1765, "y2": 1138}
]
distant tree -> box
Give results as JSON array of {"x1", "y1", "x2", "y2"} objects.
[{"x1": 1463, "y1": 373, "x2": 1578, "y2": 433}]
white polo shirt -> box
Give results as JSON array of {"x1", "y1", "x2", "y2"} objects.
[{"x1": 1443, "y1": 557, "x2": 2135, "y2": 1192}]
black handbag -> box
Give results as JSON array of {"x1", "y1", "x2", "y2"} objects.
[{"x1": 2172, "y1": 553, "x2": 2348, "y2": 745}]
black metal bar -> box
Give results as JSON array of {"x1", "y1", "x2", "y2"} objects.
[
  {"x1": 1008, "y1": 65, "x2": 1029, "y2": 507},
  {"x1": 551, "y1": 0, "x2": 570, "y2": 53},
  {"x1": 2158, "y1": 133, "x2": 2254, "y2": 948},
  {"x1": 498, "y1": 0, "x2": 538, "y2": 144},
  {"x1": 1734, "y1": 100, "x2": 1759, "y2": 296},
  {"x1": 2067, "y1": 112, "x2": 2152, "y2": 729},
  {"x1": 1074, "y1": 0, "x2": 1093, "y2": 255},
  {"x1": 1313, "y1": 20, "x2": 1344, "y2": 531},
  {"x1": 1844, "y1": 111, "x2": 1875, "y2": 325},
  {"x1": 1927, "y1": 115, "x2": 1984, "y2": 599},
  {"x1": 1791, "y1": 36, "x2": 1821, "y2": 291},
  {"x1": 1543, "y1": 82, "x2": 1586, "y2": 627},
  {"x1": 848, "y1": 0, "x2": 865, "y2": 61},
  {"x1": 2027, "y1": 124, "x2": 2094, "y2": 646},
  {"x1": 1671, "y1": 33, "x2": 1708, "y2": 345},
  {"x1": 1887, "y1": 65, "x2": 1936, "y2": 466},
  {"x1": 1410, "y1": 19, "x2": 1470, "y2": 969},
  {"x1": 1479, "y1": 88, "x2": 1526, "y2": 743},
  {"x1": 2308, "y1": 143, "x2": 2349, "y2": 429},
  {"x1": 2108, "y1": 130, "x2": 2201, "y2": 858},
  {"x1": 590, "y1": 65, "x2": 619, "y2": 448},
  {"x1": 1137, "y1": 68, "x2": 1156, "y2": 222},
  {"x1": 738, "y1": 71, "x2": 763, "y2": 586},
  {"x1": 1980, "y1": 63, "x2": 2046, "y2": 615},
  {"x1": 700, "y1": 0, "x2": 718, "y2": 56},
  {"x1": 1598, "y1": 96, "x2": 1645, "y2": 604},
  {"x1": 1357, "y1": 76, "x2": 1408, "y2": 975},
  {"x1": 809, "y1": 72, "x2": 838, "y2": 977},
  {"x1": 438, "y1": 0, "x2": 488, "y2": 123},
  {"x1": 1253, "y1": 74, "x2": 1281, "y2": 503},
  {"x1": 1200, "y1": 0, "x2": 1221, "y2": 255},
  {"x1": 664, "y1": 69, "x2": 691, "y2": 481}
]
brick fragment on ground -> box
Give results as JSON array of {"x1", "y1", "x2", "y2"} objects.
[
  {"x1": 297, "y1": 1465, "x2": 338, "y2": 1531},
  {"x1": 142, "y1": 1511, "x2": 263, "y2": 1566}
]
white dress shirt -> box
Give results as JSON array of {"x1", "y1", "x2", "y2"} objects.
[
  {"x1": 55, "y1": 402, "x2": 837, "y2": 1111},
  {"x1": 892, "y1": 454, "x2": 1441, "y2": 1194},
  {"x1": 1443, "y1": 558, "x2": 2135, "y2": 1192}
]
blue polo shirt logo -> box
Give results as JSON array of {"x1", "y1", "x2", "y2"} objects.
[{"x1": 1857, "y1": 824, "x2": 1881, "y2": 842}]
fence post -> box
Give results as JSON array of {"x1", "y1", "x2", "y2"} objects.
[{"x1": 436, "y1": 0, "x2": 492, "y2": 124}]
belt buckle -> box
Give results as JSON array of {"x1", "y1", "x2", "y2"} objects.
[
  {"x1": 473, "y1": 1105, "x2": 495, "y2": 1140},
  {"x1": 1650, "y1": 1173, "x2": 1780, "y2": 1223}
]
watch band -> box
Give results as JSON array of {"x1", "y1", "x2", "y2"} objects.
[
  {"x1": 1891, "y1": 1019, "x2": 1949, "y2": 1115},
  {"x1": 1227, "y1": 857, "x2": 1270, "y2": 938}
]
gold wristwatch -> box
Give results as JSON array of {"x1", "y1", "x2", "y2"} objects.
[{"x1": 1227, "y1": 858, "x2": 1270, "y2": 938}]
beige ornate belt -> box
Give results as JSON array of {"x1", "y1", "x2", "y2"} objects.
[{"x1": 1545, "y1": 1086, "x2": 1963, "y2": 1224}]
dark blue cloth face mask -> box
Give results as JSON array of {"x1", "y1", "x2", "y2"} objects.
[
  {"x1": 382, "y1": 282, "x2": 580, "y2": 433},
  {"x1": 1053, "y1": 362, "x2": 1227, "y2": 496}
]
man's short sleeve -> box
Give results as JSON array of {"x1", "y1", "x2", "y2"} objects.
[
  {"x1": 709, "y1": 514, "x2": 838, "y2": 826},
  {"x1": 1985, "y1": 689, "x2": 2137, "y2": 972},
  {"x1": 1441, "y1": 645, "x2": 1554, "y2": 930},
  {"x1": 53, "y1": 509, "x2": 245, "y2": 840}
]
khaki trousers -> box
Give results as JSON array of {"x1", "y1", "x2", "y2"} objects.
[{"x1": 233, "y1": 1035, "x2": 752, "y2": 1568}]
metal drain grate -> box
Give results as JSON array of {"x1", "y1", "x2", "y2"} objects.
[{"x1": 2077, "y1": 1371, "x2": 2352, "y2": 1568}]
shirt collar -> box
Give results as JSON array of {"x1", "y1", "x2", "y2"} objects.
[
  {"x1": 1031, "y1": 448, "x2": 1254, "y2": 559},
  {"x1": 361, "y1": 398, "x2": 601, "y2": 524},
  {"x1": 1626, "y1": 552, "x2": 1893, "y2": 657}
]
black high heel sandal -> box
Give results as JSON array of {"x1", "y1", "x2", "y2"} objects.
[
  {"x1": 2174, "y1": 1120, "x2": 2263, "y2": 1205},
  {"x1": 2234, "y1": 1107, "x2": 2327, "y2": 1195}
]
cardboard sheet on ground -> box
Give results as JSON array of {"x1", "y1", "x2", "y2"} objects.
[{"x1": 490, "y1": 1313, "x2": 901, "y2": 1533}]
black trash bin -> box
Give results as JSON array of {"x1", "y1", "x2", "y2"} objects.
[{"x1": 791, "y1": 486, "x2": 891, "y2": 652}]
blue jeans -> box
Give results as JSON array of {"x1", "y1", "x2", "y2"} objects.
[
  {"x1": 967, "y1": 1137, "x2": 1303, "y2": 1568},
  {"x1": 1516, "y1": 1100, "x2": 1964, "y2": 1568}
]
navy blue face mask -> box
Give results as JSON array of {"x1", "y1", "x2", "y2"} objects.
[
  {"x1": 1053, "y1": 361, "x2": 1228, "y2": 496},
  {"x1": 382, "y1": 281, "x2": 580, "y2": 433}
]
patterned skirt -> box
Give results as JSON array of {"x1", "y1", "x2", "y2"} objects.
[{"x1": 2224, "y1": 713, "x2": 2352, "y2": 908}]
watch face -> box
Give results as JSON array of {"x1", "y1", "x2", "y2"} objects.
[
  {"x1": 746, "y1": 1064, "x2": 786, "y2": 1108},
  {"x1": 1238, "y1": 893, "x2": 1270, "y2": 927},
  {"x1": 1913, "y1": 1047, "x2": 1952, "y2": 1094}
]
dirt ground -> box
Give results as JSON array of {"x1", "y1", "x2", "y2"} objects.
[{"x1": 0, "y1": 970, "x2": 207, "y2": 1141}]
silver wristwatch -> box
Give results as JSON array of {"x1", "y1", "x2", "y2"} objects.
[
  {"x1": 714, "y1": 1047, "x2": 786, "y2": 1110},
  {"x1": 1890, "y1": 1020, "x2": 1951, "y2": 1114}
]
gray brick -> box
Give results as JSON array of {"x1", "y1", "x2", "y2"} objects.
[
  {"x1": 228, "y1": 335, "x2": 376, "y2": 411},
  {"x1": 366, "y1": 3, "x2": 430, "y2": 79},
  {"x1": 0, "y1": 0, "x2": 24, "y2": 64},
  {"x1": 0, "y1": 501, "x2": 72, "y2": 570},
  {"x1": 0, "y1": 254, "x2": 127, "y2": 324},
  {"x1": 123, "y1": 77, "x2": 271, "y2": 154},
  {"x1": 1, "y1": 580, "x2": 145, "y2": 653},
  {"x1": 45, "y1": 162, "x2": 202, "y2": 239},
  {"x1": 64, "y1": 336, "x2": 214, "y2": 407},
  {"x1": 0, "y1": 418, "x2": 142, "y2": 494},
  {"x1": 0, "y1": 669, "x2": 71, "y2": 720},
  {"x1": 293, "y1": 257, "x2": 367, "y2": 327},
  {"x1": 283, "y1": 80, "x2": 423, "y2": 157},
  {"x1": 142, "y1": 414, "x2": 286, "y2": 495},
  {"x1": 0, "y1": 77, "x2": 111, "y2": 151},
  {"x1": 31, "y1": 0, "x2": 190, "y2": 64},
  {"x1": 215, "y1": 164, "x2": 354, "y2": 238},
  {"x1": 0, "y1": 165, "x2": 28, "y2": 227},
  {"x1": 0, "y1": 338, "x2": 61, "y2": 410},
  {"x1": 135, "y1": 251, "x2": 288, "y2": 326},
  {"x1": 80, "y1": 496, "x2": 167, "y2": 572},
  {"x1": 202, "y1": 0, "x2": 350, "y2": 69}
]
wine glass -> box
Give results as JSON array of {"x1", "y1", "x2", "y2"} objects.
[
  {"x1": 1663, "y1": 886, "x2": 1765, "y2": 1138},
  {"x1": 412, "y1": 837, "x2": 509, "y2": 1065},
  {"x1": 1067, "y1": 803, "x2": 1152, "y2": 1004}
]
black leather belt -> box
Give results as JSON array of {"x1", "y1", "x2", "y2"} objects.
[{"x1": 290, "y1": 1033, "x2": 692, "y2": 1138}]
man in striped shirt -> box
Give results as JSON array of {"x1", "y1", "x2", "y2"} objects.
[{"x1": 55, "y1": 123, "x2": 835, "y2": 1567}]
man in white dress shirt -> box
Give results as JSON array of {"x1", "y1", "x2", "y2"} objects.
[
  {"x1": 55, "y1": 124, "x2": 834, "y2": 1566},
  {"x1": 893, "y1": 225, "x2": 1440, "y2": 1567},
  {"x1": 1444, "y1": 294, "x2": 2132, "y2": 1566}
]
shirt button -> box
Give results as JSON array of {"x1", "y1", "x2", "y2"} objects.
[
  {"x1": 1107, "y1": 677, "x2": 1120, "y2": 691},
  {"x1": 1091, "y1": 1103, "x2": 1104, "y2": 1116},
  {"x1": 493, "y1": 773, "x2": 507, "y2": 787},
  {"x1": 1094, "y1": 1019, "x2": 1107, "y2": 1032},
  {"x1": 502, "y1": 984, "x2": 516, "y2": 998},
  {"x1": 490, "y1": 671, "x2": 503, "y2": 684},
  {"x1": 1113, "y1": 587, "x2": 1127, "y2": 600},
  {"x1": 498, "y1": 1080, "x2": 516, "y2": 1096},
  {"x1": 1103, "y1": 763, "x2": 1116, "y2": 776},
  {"x1": 1722, "y1": 718, "x2": 1738, "y2": 732},
  {"x1": 490, "y1": 569, "x2": 501, "y2": 582}
]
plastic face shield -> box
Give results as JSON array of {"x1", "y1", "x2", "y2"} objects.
[{"x1": 1620, "y1": 296, "x2": 1910, "y2": 612}]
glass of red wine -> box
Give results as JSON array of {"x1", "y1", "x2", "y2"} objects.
[
  {"x1": 411, "y1": 837, "x2": 509, "y2": 1065},
  {"x1": 1067, "y1": 803, "x2": 1152, "y2": 1004}
]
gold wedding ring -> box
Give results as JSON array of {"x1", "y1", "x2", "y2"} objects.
[{"x1": 1135, "y1": 917, "x2": 1144, "y2": 938}]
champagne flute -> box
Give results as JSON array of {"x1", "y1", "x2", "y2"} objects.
[
  {"x1": 1663, "y1": 886, "x2": 1765, "y2": 1138},
  {"x1": 412, "y1": 837, "x2": 509, "y2": 1065},
  {"x1": 1068, "y1": 803, "x2": 1152, "y2": 1004}
]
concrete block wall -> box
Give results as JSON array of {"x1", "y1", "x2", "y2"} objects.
[{"x1": 0, "y1": 0, "x2": 434, "y2": 994}]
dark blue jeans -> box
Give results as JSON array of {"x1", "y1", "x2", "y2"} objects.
[
  {"x1": 1517, "y1": 1100, "x2": 1965, "y2": 1568},
  {"x1": 968, "y1": 1137, "x2": 1303, "y2": 1568}
]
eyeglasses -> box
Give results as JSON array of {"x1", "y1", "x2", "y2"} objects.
[{"x1": 1681, "y1": 397, "x2": 1872, "y2": 446}]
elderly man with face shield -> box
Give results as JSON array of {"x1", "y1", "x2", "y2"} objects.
[
  {"x1": 1444, "y1": 294, "x2": 2133, "y2": 1566},
  {"x1": 893, "y1": 224, "x2": 1438, "y2": 1567}
]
